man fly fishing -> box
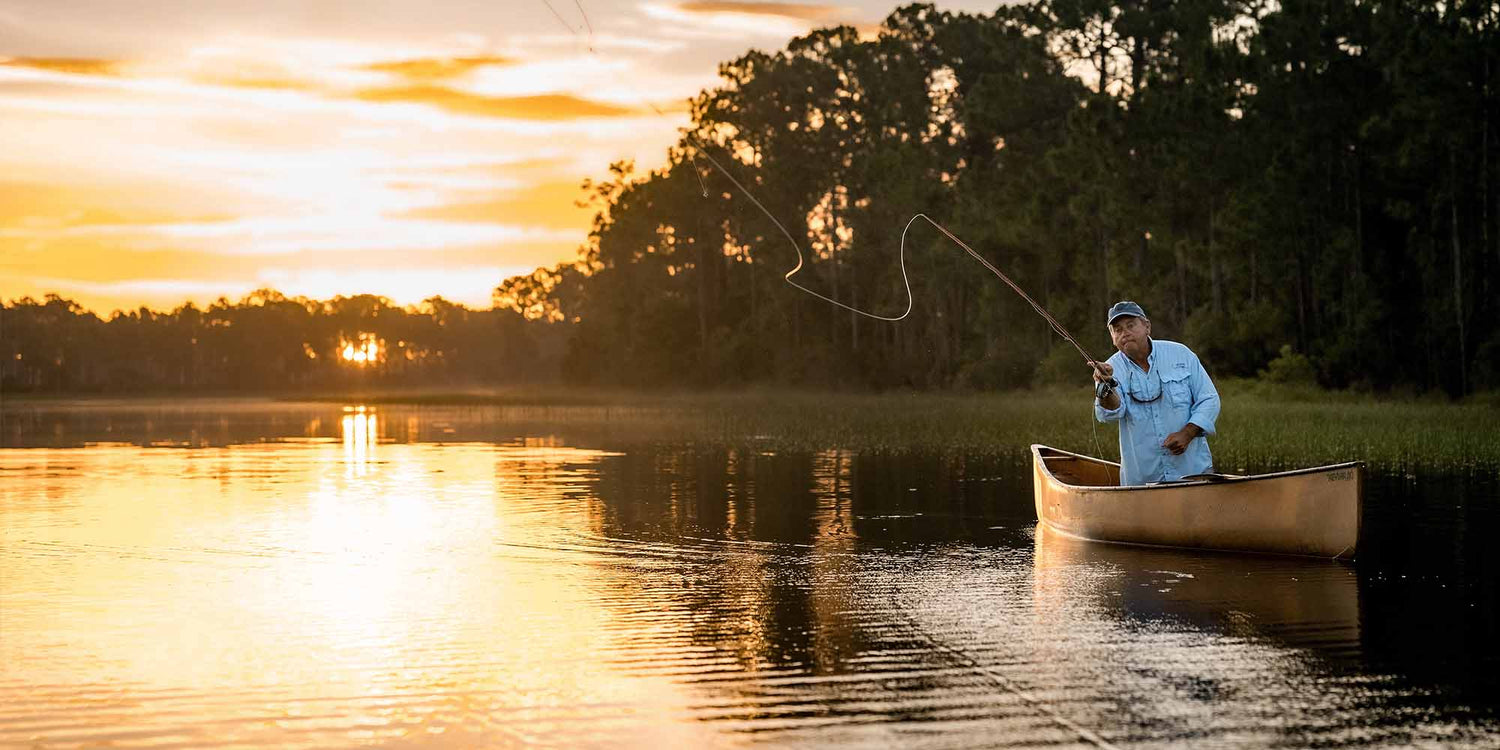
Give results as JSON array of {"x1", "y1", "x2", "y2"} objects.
[{"x1": 1091, "y1": 301, "x2": 1221, "y2": 486}]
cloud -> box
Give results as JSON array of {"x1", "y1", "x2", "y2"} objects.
[
  {"x1": 16, "y1": 275, "x2": 260, "y2": 302},
  {"x1": 400, "y1": 180, "x2": 596, "y2": 229},
  {"x1": 0, "y1": 56, "x2": 126, "y2": 76},
  {"x1": 0, "y1": 180, "x2": 243, "y2": 231},
  {"x1": 639, "y1": 2, "x2": 839, "y2": 39},
  {"x1": 3, "y1": 49, "x2": 517, "y2": 102},
  {"x1": 676, "y1": 1, "x2": 846, "y2": 21},
  {"x1": 1, "y1": 239, "x2": 575, "y2": 312},
  {"x1": 5, "y1": 265, "x2": 525, "y2": 312},
  {"x1": 255, "y1": 264, "x2": 534, "y2": 307},
  {"x1": 352, "y1": 84, "x2": 640, "y2": 120},
  {"x1": 380, "y1": 153, "x2": 576, "y2": 179},
  {"x1": 517, "y1": 32, "x2": 687, "y2": 54},
  {"x1": 363, "y1": 153, "x2": 578, "y2": 193},
  {"x1": 193, "y1": 73, "x2": 324, "y2": 93},
  {"x1": 1, "y1": 214, "x2": 580, "y2": 255},
  {"x1": 0, "y1": 240, "x2": 275, "y2": 286},
  {"x1": 361, "y1": 55, "x2": 516, "y2": 81}
]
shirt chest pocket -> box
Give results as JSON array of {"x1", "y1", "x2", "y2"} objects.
[{"x1": 1162, "y1": 367, "x2": 1193, "y2": 407}]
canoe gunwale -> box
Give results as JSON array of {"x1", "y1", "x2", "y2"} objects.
[{"x1": 1031, "y1": 444, "x2": 1365, "y2": 491}]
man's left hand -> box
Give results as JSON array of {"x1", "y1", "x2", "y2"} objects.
[{"x1": 1162, "y1": 426, "x2": 1200, "y2": 455}]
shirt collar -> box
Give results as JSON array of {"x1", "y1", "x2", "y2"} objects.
[{"x1": 1123, "y1": 338, "x2": 1155, "y2": 372}]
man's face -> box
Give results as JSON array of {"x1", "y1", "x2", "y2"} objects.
[{"x1": 1109, "y1": 316, "x2": 1151, "y2": 360}]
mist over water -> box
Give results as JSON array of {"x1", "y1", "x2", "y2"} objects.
[{"x1": 2, "y1": 401, "x2": 1498, "y2": 748}]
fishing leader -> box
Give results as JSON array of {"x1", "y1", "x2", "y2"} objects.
[{"x1": 1090, "y1": 301, "x2": 1221, "y2": 486}]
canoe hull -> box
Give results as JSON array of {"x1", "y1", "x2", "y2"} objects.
[{"x1": 1032, "y1": 445, "x2": 1362, "y2": 559}]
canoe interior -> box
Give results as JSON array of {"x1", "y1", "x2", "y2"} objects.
[{"x1": 1039, "y1": 448, "x2": 1120, "y2": 487}]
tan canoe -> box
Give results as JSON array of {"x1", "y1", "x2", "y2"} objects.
[{"x1": 1032, "y1": 444, "x2": 1363, "y2": 559}]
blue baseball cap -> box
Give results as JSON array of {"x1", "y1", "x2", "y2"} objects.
[{"x1": 1107, "y1": 300, "x2": 1147, "y2": 325}]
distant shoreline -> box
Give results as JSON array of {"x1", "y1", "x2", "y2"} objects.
[
  {"x1": 3, "y1": 379, "x2": 1496, "y2": 407},
  {"x1": 3, "y1": 384, "x2": 1498, "y2": 472},
  {"x1": 0, "y1": 386, "x2": 590, "y2": 406}
]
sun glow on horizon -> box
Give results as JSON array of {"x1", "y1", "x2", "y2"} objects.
[{"x1": 340, "y1": 334, "x2": 382, "y2": 365}]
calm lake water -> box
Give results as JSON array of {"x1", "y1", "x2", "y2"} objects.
[{"x1": 3, "y1": 400, "x2": 1498, "y2": 748}]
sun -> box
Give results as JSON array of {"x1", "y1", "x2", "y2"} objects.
[{"x1": 340, "y1": 333, "x2": 382, "y2": 365}]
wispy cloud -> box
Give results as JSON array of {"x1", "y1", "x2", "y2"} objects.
[
  {"x1": 19, "y1": 275, "x2": 260, "y2": 302},
  {"x1": 400, "y1": 180, "x2": 595, "y2": 229},
  {"x1": 640, "y1": 2, "x2": 839, "y2": 39},
  {"x1": 257, "y1": 264, "x2": 535, "y2": 306},
  {"x1": 2, "y1": 234, "x2": 579, "y2": 311},
  {"x1": 516, "y1": 32, "x2": 688, "y2": 54},
  {"x1": 677, "y1": 1, "x2": 847, "y2": 21},
  {"x1": 0, "y1": 52, "x2": 325, "y2": 94},
  {"x1": 9, "y1": 267, "x2": 529, "y2": 310},
  {"x1": 353, "y1": 84, "x2": 640, "y2": 120},
  {"x1": 192, "y1": 73, "x2": 325, "y2": 93},
  {"x1": 1, "y1": 215, "x2": 580, "y2": 255},
  {"x1": 0, "y1": 56, "x2": 127, "y2": 76},
  {"x1": 0, "y1": 180, "x2": 247, "y2": 231},
  {"x1": 361, "y1": 55, "x2": 516, "y2": 81}
]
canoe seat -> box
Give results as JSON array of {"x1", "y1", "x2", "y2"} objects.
[{"x1": 1043, "y1": 455, "x2": 1119, "y2": 487}]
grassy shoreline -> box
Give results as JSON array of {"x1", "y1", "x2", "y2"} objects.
[
  {"x1": 4, "y1": 377, "x2": 1497, "y2": 405},
  {"x1": 4, "y1": 383, "x2": 1498, "y2": 472}
]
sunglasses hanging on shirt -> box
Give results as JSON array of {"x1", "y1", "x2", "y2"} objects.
[{"x1": 1127, "y1": 369, "x2": 1163, "y2": 403}]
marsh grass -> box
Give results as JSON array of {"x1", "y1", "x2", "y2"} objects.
[
  {"x1": 281, "y1": 384, "x2": 1500, "y2": 473},
  {"x1": 10, "y1": 387, "x2": 1491, "y2": 472}
]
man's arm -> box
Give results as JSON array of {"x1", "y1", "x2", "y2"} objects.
[
  {"x1": 1186, "y1": 355, "x2": 1220, "y2": 436},
  {"x1": 1163, "y1": 353, "x2": 1219, "y2": 454},
  {"x1": 1093, "y1": 361, "x2": 1124, "y2": 421}
]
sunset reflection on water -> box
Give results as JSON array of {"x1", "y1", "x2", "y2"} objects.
[
  {"x1": 0, "y1": 415, "x2": 716, "y2": 748},
  {"x1": 341, "y1": 405, "x2": 379, "y2": 476},
  {"x1": 3, "y1": 402, "x2": 1498, "y2": 747}
]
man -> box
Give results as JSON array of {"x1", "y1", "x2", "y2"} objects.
[{"x1": 1091, "y1": 301, "x2": 1220, "y2": 486}]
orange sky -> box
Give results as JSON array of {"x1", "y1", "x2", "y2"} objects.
[{"x1": 0, "y1": 0, "x2": 995, "y2": 314}]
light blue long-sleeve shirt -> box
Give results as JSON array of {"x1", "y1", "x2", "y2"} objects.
[{"x1": 1094, "y1": 339, "x2": 1220, "y2": 486}]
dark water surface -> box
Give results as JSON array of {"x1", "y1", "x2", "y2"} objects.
[{"x1": 3, "y1": 400, "x2": 1498, "y2": 748}]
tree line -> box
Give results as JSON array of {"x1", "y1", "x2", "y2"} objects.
[
  {"x1": 1, "y1": 292, "x2": 560, "y2": 393},
  {"x1": 5, "y1": 0, "x2": 1498, "y2": 395}
]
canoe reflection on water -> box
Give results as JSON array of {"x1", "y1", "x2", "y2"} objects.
[{"x1": 1032, "y1": 522, "x2": 1362, "y2": 654}]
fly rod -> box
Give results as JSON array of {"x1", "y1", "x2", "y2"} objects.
[{"x1": 687, "y1": 145, "x2": 1120, "y2": 396}]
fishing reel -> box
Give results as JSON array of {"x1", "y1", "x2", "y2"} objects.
[{"x1": 1094, "y1": 376, "x2": 1119, "y2": 402}]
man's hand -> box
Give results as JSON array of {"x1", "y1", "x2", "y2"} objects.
[
  {"x1": 1092, "y1": 362, "x2": 1119, "y2": 409},
  {"x1": 1091, "y1": 361, "x2": 1114, "y2": 384},
  {"x1": 1162, "y1": 424, "x2": 1203, "y2": 455}
]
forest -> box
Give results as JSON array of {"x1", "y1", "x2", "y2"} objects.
[
  {"x1": 0, "y1": 293, "x2": 560, "y2": 392},
  {"x1": 4, "y1": 0, "x2": 1498, "y2": 395}
]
